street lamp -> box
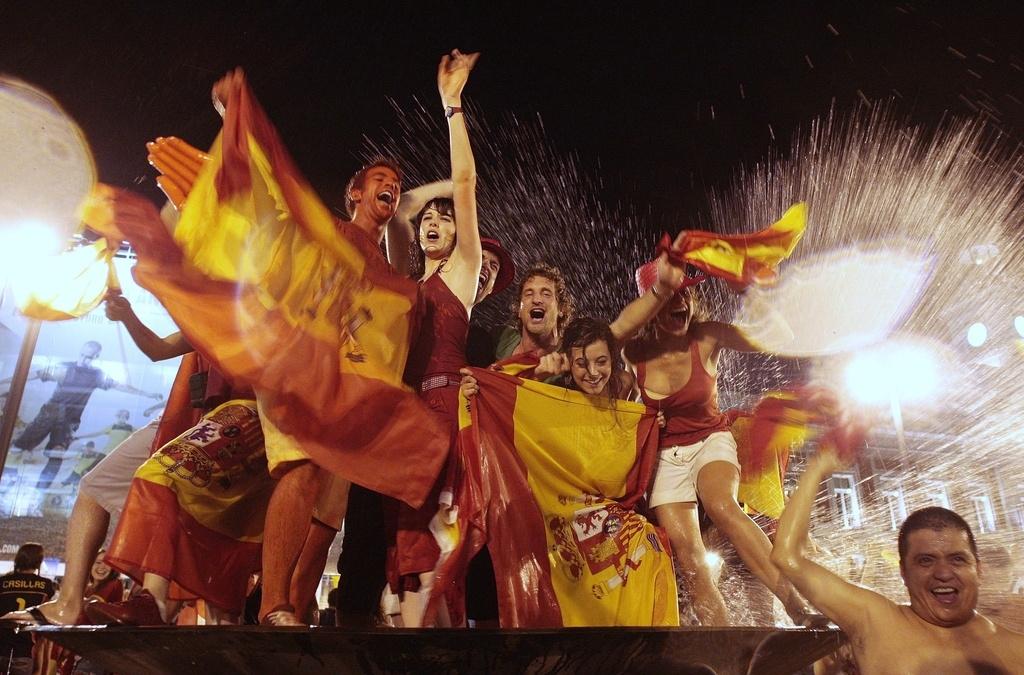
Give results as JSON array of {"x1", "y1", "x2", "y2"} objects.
[{"x1": 843, "y1": 340, "x2": 941, "y2": 461}]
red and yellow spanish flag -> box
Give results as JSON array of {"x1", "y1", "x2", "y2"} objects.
[
  {"x1": 731, "y1": 386, "x2": 869, "y2": 519},
  {"x1": 89, "y1": 74, "x2": 447, "y2": 507},
  {"x1": 106, "y1": 398, "x2": 272, "y2": 613},
  {"x1": 677, "y1": 202, "x2": 806, "y2": 290},
  {"x1": 431, "y1": 368, "x2": 678, "y2": 627},
  {"x1": 13, "y1": 238, "x2": 118, "y2": 321}
]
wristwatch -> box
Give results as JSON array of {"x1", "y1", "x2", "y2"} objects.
[{"x1": 445, "y1": 106, "x2": 463, "y2": 119}]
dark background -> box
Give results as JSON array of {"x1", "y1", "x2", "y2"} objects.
[{"x1": 3, "y1": 1, "x2": 1022, "y2": 222}]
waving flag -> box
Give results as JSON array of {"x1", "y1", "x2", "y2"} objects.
[
  {"x1": 731, "y1": 387, "x2": 870, "y2": 518},
  {"x1": 86, "y1": 74, "x2": 447, "y2": 507},
  {"x1": 431, "y1": 368, "x2": 678, "y2": 627},
  {"x1": 13, "y1": 238, "x2": 118, "y2": 320},
  {"x1": 657, "y1": 202, "x2": 806, "y2": 291}
]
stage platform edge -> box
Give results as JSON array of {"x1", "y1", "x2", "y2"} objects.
[{"x1": 29, "y1": 625, "x2": 844, "y2": 675}]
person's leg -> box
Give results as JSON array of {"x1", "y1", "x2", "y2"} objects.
[
  {"x1": 140, "y1": 573, "x2": 177, "y2": 623},
  {"x1": 4, "y1": 418, "x2": 157, "y2": 624},
  {"x1": 1, "y1": 492, "x2": 110, "y2": 624},
  {"x1": 289, "y1": 520, "x2": 339, "y2": 622},
  {"x1": 703, "y1": 523, "x2": 775, "y2": 625},
  {"x1": 12, "y1": 405, "x2": 55, "y2": 452},
  {"x1": 259, "y1": 460, "x2": 322, "y2": 623},
  {"x1": 654, "y1": 501, "x2": 729, "y2": 625},
  {"x1": 35, "y1": 456, "x2": 62, "y2": 489},
  {"x1": 84, "y1": 571, "x2": 179, "y2": 626},
  {"x1": 203, "y1": 602, "x2": 238, "y2": 625},
  {"x1": 290, "y1": 474, "x2": 349, "y2": 621},
  {"x1": 336, "y1": 484, "x2": 387, "y2": 627},
  {"x1": 696, "y1": 461, "x2": 809, "y2": 619}
]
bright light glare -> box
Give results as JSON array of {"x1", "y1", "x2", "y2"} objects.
[
  {"x1": 844, "y1": 342, "x2": 940, "y2": 406},
  {"x1": 967, "y1": 322, "x2": 988, "y2": 348},
  {"x1": 0, "y1": 221, "x2": 63, "y2": 286},
  {"x1": 704, "y1": 551, "x2": 722, "y2": 569},
  {"x1": 1015, "y1": 316, "x2": 1024, "y2": 338}
]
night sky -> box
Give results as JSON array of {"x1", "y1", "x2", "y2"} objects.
[{"x1": 3, "y1": 2, "x2": 1023, "y2": 227}]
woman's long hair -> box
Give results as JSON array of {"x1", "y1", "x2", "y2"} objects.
[
  {"x1": 560, "y1": 316, "x2": 625, "y2": 404},
  {"x1": 407, "y1": 196, "x2": 456, "y2": 279}
]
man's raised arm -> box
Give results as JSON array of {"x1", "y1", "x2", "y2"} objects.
[{"x1": 771, "y1": 448, "x2": 890, "y2": 633}]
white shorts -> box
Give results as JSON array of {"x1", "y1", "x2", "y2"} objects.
[
  {"x1": 78, "y1": 417, "x2": 160, "y2": 517},
  {"x1": 648, "y1": 430, "x2": 739, "y2": 508}
]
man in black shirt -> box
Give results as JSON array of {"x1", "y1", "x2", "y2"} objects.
[
  {"x1": 8, "y1": 341, "x2": 161, "y2": 455},
  {"x1": 0, "y1": 543, "x2": 55, "y2": 675}
]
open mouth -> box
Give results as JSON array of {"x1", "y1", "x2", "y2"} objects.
[
  {"x1": 478, "y1": 271, "x2": 489, "y2": 288},
  {"x1": 377, "y1": 190, "x2": 394, "y2": 205},
  {"x1": 425, "y1": 230, "x2": 440, "y2": 242},
  {"x1": 931, "y1": 587, "x2": 958, "y2": 605},
  {"x1": 529, "y1": 308, "x2": 546, "y2": 322},
  {"x1": 670, "y1": 307, "x2": 689, "y2": 321}
]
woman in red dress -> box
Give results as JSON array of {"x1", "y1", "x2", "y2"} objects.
[{"x1": 382, "y1": 49, "x2": 513, "y2": 628}]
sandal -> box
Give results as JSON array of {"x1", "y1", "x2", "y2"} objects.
[{"x1": 260, "y1": 604, "x2": 305, "y2": 627}]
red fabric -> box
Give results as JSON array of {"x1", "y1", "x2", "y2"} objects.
[
  {"x1": 634, "y1": 237, "x2": 707, "y2": 296},
  {"x1": 150, "y1": 353, "x2": 253, "y2": 455},
  {"x1": 736, "y1": 386, "x2": 870, "y2": 475},
  {"x1": 384, "y1": 385, "x2": 457, "y2": 593},
  {"x1": 430, "y1": 368, "x2": 562, "y2": 627},
  {"x1": 86, "y1": 577, "x2": 125, "y2": 603},
  {"x1": 105, "y1": 479, "x2": 262, "y2": 613},
  {"x1": 151, "y1": 353, "x2": 202, "y2": 453},
  {"x1": 637, "y1": 341, "x2": 730, "y2": 447},
  {"x1": 118, "y1": 77, "x2": 448, "y2": 508},
  {"x1": 403, "y1": 274, "x2": 469, "y2": 387},
  {"x1": 386, "y1": 274, "x2": 469, "y2": 594}
]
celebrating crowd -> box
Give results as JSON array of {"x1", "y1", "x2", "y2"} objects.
[{"x1": 2, "y1": 49, "x2": 1022, "y2": 675}]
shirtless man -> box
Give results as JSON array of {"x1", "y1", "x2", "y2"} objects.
[{"x1": 772, "y1": 449, "x2": 1024, "y2": 674}]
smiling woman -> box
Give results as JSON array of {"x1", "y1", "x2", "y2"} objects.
[
  {"x1": 623, "y1": 257, "x2": 817, "y2": 626},
  {"x1": 559, "y1": 317, "x2": 628, "y2": 401}
]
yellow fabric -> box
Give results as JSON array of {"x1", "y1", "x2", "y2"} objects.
[
  {"x1": 509, "y1": 380, "x2": 678, "y2": 627},
  {"x1": 171, "y1": 134, "x2": 413, "y2": 389},
  {"x1": 732, "y1": 389, "x2": 814, "y2": 519},
  {"x1": 733, "y1": 415, "x2": 788, "y2": 519},
  {"x1": 134, "y1": 399, "x2": 272, "y2": 543},
  {"x1": 14, "y1": 238, "x2": 118, "y2": 320},
  {"x1": 256, "y1": 395, "x2": 309, "y2": 476},
  {"x1": 685, "y1": 202, "x2": 806, "y2": 284}
]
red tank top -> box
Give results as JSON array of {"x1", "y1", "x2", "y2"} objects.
[
  {"x1": 404, "y1": 273, "x2": 469, "y2": 387},
  {"x1": 637, "y1": 340, "x2": 730, "y2": 447}
]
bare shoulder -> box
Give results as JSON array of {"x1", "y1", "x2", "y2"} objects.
[
  {"x1": 854, "y1": 591, "x2": 909, "y2": 632},
  {"x1": 690, "y1": 320, "x2": 728, "y2": 347},
  {"x1": 971, "y1": 616, "x2": 1024, "y2": 672},
  {"x1": 622, "y1": 335, "x2": 651, "y2": 365},
  {"x1": 992, "y1": 619, "x2": 1024, "y2": 649}
]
